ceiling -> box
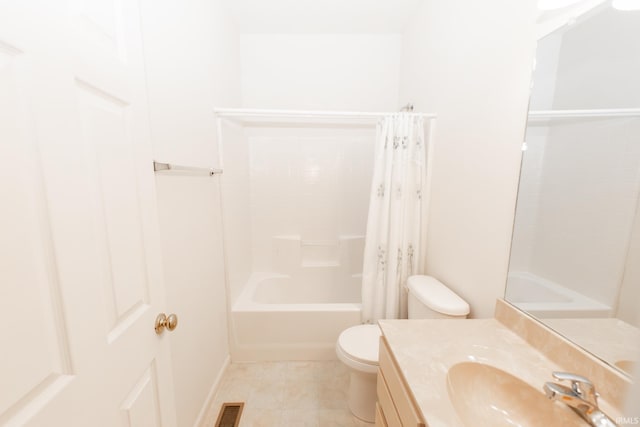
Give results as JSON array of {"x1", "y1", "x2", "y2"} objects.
[{"x1": 223, "y1": 0, "x2": 422, "y2": 34}]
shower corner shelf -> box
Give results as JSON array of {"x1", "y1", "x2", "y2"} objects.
[{"x1": 301, "y1": 261, "x2": 341, "y2": 268}]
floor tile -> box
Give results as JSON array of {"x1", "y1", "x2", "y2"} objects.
[
  {"x1": 239, "y1": 407, "x2": 283, "y2": 427},
  {"x1": 204, "y1": 360, "x2": 374, "y2": 426}
]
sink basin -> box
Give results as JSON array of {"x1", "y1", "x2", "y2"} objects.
[{"x1": 447, "y1": 362, "x2": 589, "y2": 427}]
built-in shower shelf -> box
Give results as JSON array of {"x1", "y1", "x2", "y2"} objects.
[
  {"x1": 271, "y1": 234, "x2": 364, "y2": 274},
  {"x1": 301, "y1": 261, "x2": 340, "y2": 268},
  {"x1": 337, "y1": 235, "x2": 365, "y2": 241}
]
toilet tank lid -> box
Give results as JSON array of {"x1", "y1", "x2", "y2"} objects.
[{"x1": 407, "y1": 275, "x2": 470, "y2": 316}]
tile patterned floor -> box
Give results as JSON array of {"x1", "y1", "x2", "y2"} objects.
[{"x1": 202, "y1": 361, "x2": 374, "y2": 427}]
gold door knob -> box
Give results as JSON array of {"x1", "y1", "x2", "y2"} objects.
[{"x1": 155, "y1": 313, "x2": 178, "y2": 334}]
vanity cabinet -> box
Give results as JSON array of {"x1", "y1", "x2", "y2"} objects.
[{"x1": 376, "y1": 337, "x2": 426, "y2": 427}]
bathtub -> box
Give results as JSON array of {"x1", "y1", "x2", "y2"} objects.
[
  {"x1": 231, "y1": 272, "x2": 362, "y2": 361},
  {"x1": 505, "y1": 271, "x2": 612, "y2": 318}
]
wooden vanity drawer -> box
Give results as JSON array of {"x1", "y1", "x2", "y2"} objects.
[
  {"x1": 378, "y1": 337, "x2": 426, "y2": 427},
  {"x1": 377, "y1": 369, "x2": 401, "y2": 427},
  {"x1": 375, "y1": 402, "x2": 388, "y2": 427}
]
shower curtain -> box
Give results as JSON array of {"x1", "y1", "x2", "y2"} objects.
[{"x1": 361, "y1": 114, "x2": 428, "y2": 323}]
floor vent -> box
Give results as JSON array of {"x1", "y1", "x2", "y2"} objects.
[{"x1": 214, "y1": 402, "x2": 244, "y2": 427}]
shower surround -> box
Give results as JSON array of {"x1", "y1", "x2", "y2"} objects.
[{"x1": 221, "y1": 121, "x2": 375, "y2": 360}]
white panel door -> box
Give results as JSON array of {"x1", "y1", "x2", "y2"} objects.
[{"x1": 0, "y1": 1, "x2": 177, "y2": 426}]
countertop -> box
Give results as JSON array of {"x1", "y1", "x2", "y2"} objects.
[{"x1": 378, "y1": 318, "x2": 621, "y2": 427}]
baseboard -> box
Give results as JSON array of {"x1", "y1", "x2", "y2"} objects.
[{"x1": 193, "y1": 354, "x2": 231, "y2": 427}]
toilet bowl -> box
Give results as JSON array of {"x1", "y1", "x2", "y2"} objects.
[
  {"x1": 336, "y1": 275, "x2": 470, "y2": 422},
  {"x1": 336, "y1": 324, "x2": 381, "y2": 422}
]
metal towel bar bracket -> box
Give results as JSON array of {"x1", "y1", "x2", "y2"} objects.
[{"x1": 153, "y1": 161, "x2": 223, "y2": 176}]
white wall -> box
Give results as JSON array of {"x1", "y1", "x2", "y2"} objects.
[
  {"x1": 240, "y1": 34, "x2": 402, "y2": 110},
  {"x1": 142, "y1": 0, "x2": 240, "y2": 168},
  {"x1": 139, "y1": 1, "x2": 240, "y2": 425},
  {"x1": 227, "y1": 0, "x2": 420, "y2": 34},
  {"x1": 219, "y1": 120, "x2": 253, "y2": 305},
  {"x1": 153, "y1": 177, "x2": 229, "y2": 426},
  {"x1": 399, "y1": 0, "x2": 538, "y2": 318}
]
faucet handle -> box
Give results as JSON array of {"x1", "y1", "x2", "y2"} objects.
[
  {"x1": 552, "y1": 371, "x2": 592, "y2": 385},
  {"x1": 552, "y1": 372, "x2": 599, "y2": 405}
]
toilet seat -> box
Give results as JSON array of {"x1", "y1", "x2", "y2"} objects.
[{"x1": 336, "y1": 325, "x2": 381, "y2": 374}]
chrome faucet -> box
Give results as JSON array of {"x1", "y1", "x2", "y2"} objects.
[{"x1": 543, "y1": 372, "x2": 618, "y2": 427}]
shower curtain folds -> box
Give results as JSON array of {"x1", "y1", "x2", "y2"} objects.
[{"x1": 361, "y1": 114, "x2": 429, "y2": 323}]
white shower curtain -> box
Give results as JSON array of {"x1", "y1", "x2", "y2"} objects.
[{"x1": 361, "y1": 114, "x2": 428, "y2": 323}]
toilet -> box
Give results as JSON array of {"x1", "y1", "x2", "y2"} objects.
[{"x1": 336, "y1": 275, "x2": 470, "y2": 422}]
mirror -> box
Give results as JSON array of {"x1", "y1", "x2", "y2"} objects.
[{"x1": 505, "y1": 1, "x2": 640, "y2": 377}]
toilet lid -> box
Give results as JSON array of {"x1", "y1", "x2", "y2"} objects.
[
  {"x1": 407, "y1": 275, "x2": 470, "y2": 316},
  {"x1": 337, "y1": 325, "x2": 381, "y2": 365}
]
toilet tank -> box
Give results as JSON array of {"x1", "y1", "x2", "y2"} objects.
[{"x1": 407, "y1": 275, "x2": 470, "y2": 319}]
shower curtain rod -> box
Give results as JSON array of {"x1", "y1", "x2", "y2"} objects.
[
  {"x1": 528, "y1": 108, "x2": 640, "y2": 120},
  {"x1": 214, "y1": 108, "x2": 437, "y2": 120}
]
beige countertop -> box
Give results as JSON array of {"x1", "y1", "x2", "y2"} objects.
[{"x1": 378, "y1": 318, "x2": 622, "y2": 427}]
